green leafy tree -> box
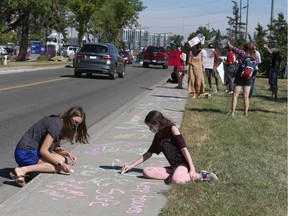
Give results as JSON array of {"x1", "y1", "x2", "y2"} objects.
[
  {"x1": 226, "y1": 1, "x2": 245, "y2": 40},
  {"x1": 0, "y1": 0, "x2": 67, "y2": 61},
  {"x1": 90, "y1": 0, "x2": 145, "y2": 46},
  {"x1": 253, "y1": 23, "x2": 269, "y2": 74},
  {"x1": 266, "y1": 13, "x2": 287, "y2": 77},
  {"x1": 67, "y1": 0, "x2": 102, "y2": 46}
]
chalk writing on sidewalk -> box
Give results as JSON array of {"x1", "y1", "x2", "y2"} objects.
[
  {"x1": 85, "y1": 141, "x2": 149, "y2": 156},
  {"x1": 126, "y1": 182, "x2": 160, "y2": 214},
  {"x1": 89, "y1": 188, "x2": 125, "y2": 207},
  {"x1": 37, "y1": 178, "x2": 89, "y2": 200}
]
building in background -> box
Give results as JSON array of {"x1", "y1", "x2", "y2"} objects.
[{"x1": 121, "y1": 28, "x2": 171, "y2": 51}]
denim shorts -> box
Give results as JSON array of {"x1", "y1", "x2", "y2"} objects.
[{"x1": 14, "y1": 148, "x2": 40, "y2": 167}]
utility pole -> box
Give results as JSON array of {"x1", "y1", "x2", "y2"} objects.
[
  {"x1": 270, "y1": 0, "x2": 274, "y2": 36},
  {"x1": 239, "y1": 0, "x2": 242, "y2": 24},
  {"x1": 245, "y1": 0, "x2": 249, "y2": 40}
]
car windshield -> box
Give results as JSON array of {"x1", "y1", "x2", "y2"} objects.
[
  {"x1": 81, "y1": 45, "x2": 108, "y2": 53},
  {"x1": 147, "y1": 47, "x2": 165, "y2": 52}
]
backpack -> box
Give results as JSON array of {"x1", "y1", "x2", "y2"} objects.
[{"x1": 237, "y1": 57, "x2": 257, "y2": 79}]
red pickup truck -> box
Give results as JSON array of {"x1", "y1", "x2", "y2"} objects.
[{"x1": 142, "y1": 46, "x2": 168, "y2": 69}]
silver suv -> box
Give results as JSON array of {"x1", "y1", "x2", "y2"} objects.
[{"x1": 74, "y1": 43, "x2": 125, "y2": 80}]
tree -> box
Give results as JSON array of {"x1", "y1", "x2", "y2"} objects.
[
  {"x1": 253, "y1": 23, "x2": 269, "y2": 74},
  {"x1": 266, "y1": 13, "x2": 287, "y2": 77},
  {"x1": 226, "y1": 1, "x2": 245, "y2": 41},
  {"x1": 67, "y1": 0, "x2": 102, "y2": 46},
  {"x1": 253, "y1": 13, "x2": 287, "y2": 77},
  {"x1": 89, "y1": 0, "x2": 145, "y2": 46},
  {"x1": 0, "y1": 0, "x2": 67, "y2": 61}
]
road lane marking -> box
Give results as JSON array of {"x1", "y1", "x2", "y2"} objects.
[{"x1": 0, "y1": 77, "x2": 69, "y2": 91}]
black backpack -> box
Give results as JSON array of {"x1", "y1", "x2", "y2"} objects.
[{"x1": 237, "y1": 57, "x2": 257, "y2": 79}]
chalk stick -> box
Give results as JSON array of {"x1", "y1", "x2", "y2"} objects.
[{"x1": 70, "y1": 169, "x2": 74, "y2": 173}]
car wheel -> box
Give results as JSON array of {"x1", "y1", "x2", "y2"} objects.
[
  {"x1": 143, "y1": 62, "x2": 149, "y2": 68},
  {"x1": 118, "y1": 66, "x2": 125, "y2": 78},
  {"x1": 110, "y1": 70, "x2": 117, "y2": 80},
  {"x1": 74, "y1": 69, "x2": 81, "y2": 77},
  {"x1": 162, "y1": 63, "x2": 168, "y2": 69}
]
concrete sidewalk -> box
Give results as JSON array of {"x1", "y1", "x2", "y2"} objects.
[{"x1": 0, "y1": 76, "x2": 189, "y2": 215}]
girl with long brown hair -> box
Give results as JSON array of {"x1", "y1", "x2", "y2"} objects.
[
  {"x1": 227, "y1": 41, "x2": 259, "y2": 116},
  {"x1": 121, "y1": 110, "x2": 218, "y2": 184},
  {"x1": 10, "y1": 106, "x2": 89, "y2": 186}
]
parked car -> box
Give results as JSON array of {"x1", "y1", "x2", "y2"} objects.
[
  {"x1": 61, "y1": 45, "x2": 78, "y2": 58},
  {"x1": 142, "y1": 46, "x2": 168, "y2": 69},
  {"x1": 119, "y1": 50, "x2": 133, "y2": 64},
  {"x1": 74, "y1": 43, "x2": 125, "y2": 80}
]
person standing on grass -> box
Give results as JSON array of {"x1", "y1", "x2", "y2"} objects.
[
  {"x1": 263, "y1": 43, "x2": 282, "y2": 99},
  {"x1": 205, "y1": 43, "x2": 220, "y2": 92},
  {"x1": 227, "y1": 41, "x2": 259, "y2": 116},
  {"x1": 249, "y1": 43, "x2": 262, "y2": 98},
  {"x1": 223, "y1": 45, "x2": 237, "y2": 94},
  {"x1": 188, "y1": 43, "x2": 205, "y2": 98},
  {"x1": 121, "y1": 110, "x2": 218, "y2": 184},
  {"x1": 10, "y1": 106, "x2": 89, "y2": 187}
]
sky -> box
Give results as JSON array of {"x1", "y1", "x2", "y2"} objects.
[{"x1": 137, "y1": 0, "x2": 287, "y2": 40}]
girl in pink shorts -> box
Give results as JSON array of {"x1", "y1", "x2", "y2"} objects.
[{"x1": 121, "y1": 110, "x2": 218, "y2": 184}]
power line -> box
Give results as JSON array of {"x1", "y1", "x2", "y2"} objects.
[
  {"x1": 143, "y1": 0, "x2": 221, "y2": 11},
  {"x1": 140, "y1": 10, "x2": 231, "y2": 20},
  {"x1": 142, "y1": 19, "x2": 227, "y2": 29}
]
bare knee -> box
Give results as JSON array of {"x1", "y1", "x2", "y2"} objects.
[{"x1": 143, "y1": 167, "x2": 153, "y2": 178}]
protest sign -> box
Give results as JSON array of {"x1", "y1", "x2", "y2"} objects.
[
  {"x1": 168, "y1": 50, "x2": 181, "y2": 66},
  {"x1": 202, "y1": 48, "x2": 214, "y2": 69},
  {"x1": 217, "y1": 62, "x2": 225, "y2": 84},
  {"x1": 187, "y1": 34, "x2": 205, "y2": 47}
]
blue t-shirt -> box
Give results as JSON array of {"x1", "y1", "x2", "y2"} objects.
[{"x1": 16, "y1": 117, "x2": 63, "y2": 152}]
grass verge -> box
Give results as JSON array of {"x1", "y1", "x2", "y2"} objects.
[
  {"x1": 0, "y1": 60, "x2": 69, "y2": 68},
  {"x1": 160, "y1": 77, "x2": 287, "y2": 216}
]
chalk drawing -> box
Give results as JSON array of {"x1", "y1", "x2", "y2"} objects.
[
  {"x1": 89, "y1": 188, "x2": 125, "y2": 207},
  {"x1": 37, "y1": 178, "x2": 89, "y2": 200},
  {"x1": 85, "y1": 141, "x2": 149, "y2": 156},
  {"x1": 126, "y1": 182, "x2": 160, "y2": 214}
]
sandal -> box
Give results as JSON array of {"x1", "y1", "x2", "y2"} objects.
[
  {"x1": 196, "y1": 170, "x2": 218, "y2": 181},
  {"x1": 9, "y1": 170, "x2": 28, "y2": 187}
]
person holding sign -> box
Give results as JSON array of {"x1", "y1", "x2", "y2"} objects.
[
  {"x1": 187, "y1": 43, "x2": 205, "y2": 98},
  {"x1": 205, "y1": 43, "x2": 220, "y2": 92},
  {"x1": 223, "y1": 45, "x2": 237, "y2": 94},
  {"x1": 121, "y1": 110, "x2": 218, "y2": 184}
]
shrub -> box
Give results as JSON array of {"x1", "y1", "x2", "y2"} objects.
[{"x1": 36, "y1": 55, "x2": 48, "y2": 62}]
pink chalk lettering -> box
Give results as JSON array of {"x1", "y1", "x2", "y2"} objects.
[
  {"x1": 57, "y1": 187, "x2": 87, "y2": 198},
  {"x1": 37, "y1": 189, "x2": 65, "y2": 200},
  {"x1": 126, "y1": 194, "x2": 158, "y2": 214},
  {"x1": 131, "y1": 182, "x2": 160, "y2": 193},
  {"x1": 89, "y1": 188, "x2": 125, "y2": 207}
]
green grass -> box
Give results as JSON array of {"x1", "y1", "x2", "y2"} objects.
[
  {"x1": 0, "y1": 60, "x2": 69, "y2": 68},
  {"x1": 160, "y1": 77, "x2": 287, "y2": 216}
]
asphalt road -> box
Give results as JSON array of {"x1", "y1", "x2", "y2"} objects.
[{"x1": 0, "y1": 63, "x2": 172, "y2": 203}]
